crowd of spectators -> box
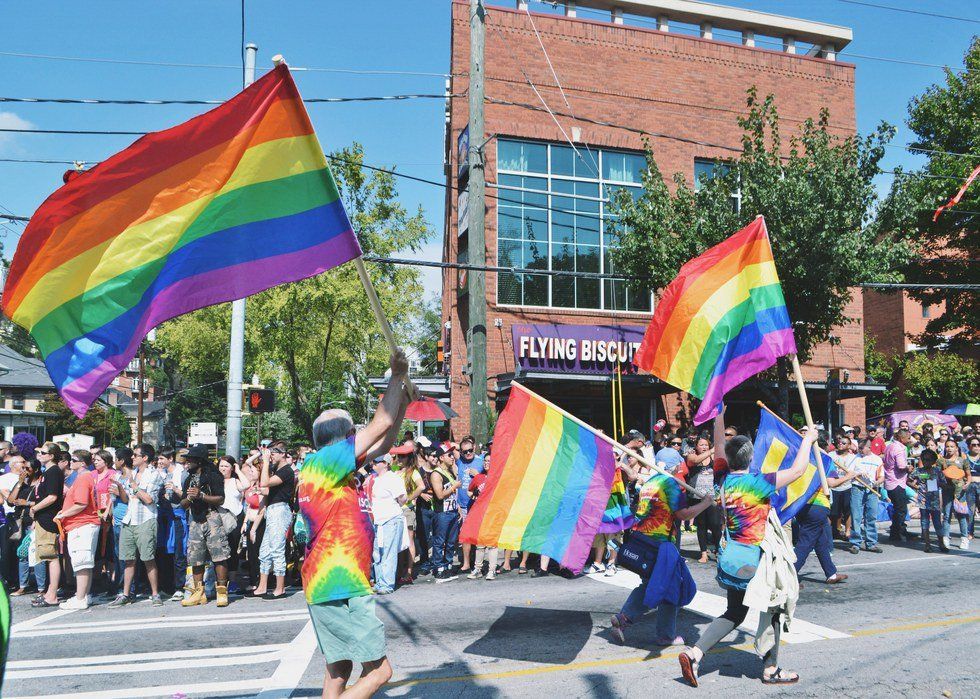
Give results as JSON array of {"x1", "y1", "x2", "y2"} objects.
[{"x1": 1, "y1": 416, "x2": 977, "y2": 608}]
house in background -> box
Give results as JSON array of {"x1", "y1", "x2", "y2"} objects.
[{"x1": 0, "y1": 344, "x2": 55, "y2": 441}]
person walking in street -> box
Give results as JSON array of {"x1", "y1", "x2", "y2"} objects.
[
  {"x1": 180, "y1": 445, "x2": 231, "y2": 607},
  {"x1": 610, "y1": 470, "x2": 712, "y2": 646},
  {"x1": 679, "y1": 415, "x2": 814, "y2": 687},
  {"x1": 252, "y1": 440, "x2": 296, "y2": 599},
  {"x1": 428, "y1": 445, "x2": 461, "y2": 582},
  {"x1": 455, "y1": 436, "x2": 484, "y2": 574},
  {"x1": 29, "y1": 443, "x2": 65, "y2": 608},
  {"x1": 109, "y1": 443, "x2": 165, "y2": 607},
  {"x1": 365, "y1": 455, "x2": 406, "y2": 594},
  {"x1": 53, "y1": 450, "x2": 101, "y2": 610},
  {"x1": 298, "y1": 349, "x2": 409, "y2": 699},
  {"x1": 884, "y1": 429, "x2": 916, "y2": 542},
  {"x1": 676, "y1": 435, "x2": 720, "y2": 563},
  {"x1": 848, "y1": 439, "x2": 885, "y2": 554}
]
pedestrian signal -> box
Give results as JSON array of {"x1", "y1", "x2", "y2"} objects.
[{"x1": 246, "y1": 388, "x2": 276, "y2": 413}]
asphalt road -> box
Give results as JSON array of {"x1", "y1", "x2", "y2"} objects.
[{"x1": 9, "y1": 524, "x2": 980, "y2": 698}]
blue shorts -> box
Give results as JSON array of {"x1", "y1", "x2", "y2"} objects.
[{"x1": 308, "y1": 595, "x2": 386, "y2": 664}]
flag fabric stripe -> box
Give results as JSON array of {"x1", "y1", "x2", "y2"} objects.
[
  {"x1": 633, "y1": 217, "x2": 796, "y2": 425},
  {"x1": 4, "y1": 93, "x2": 308, "y2": 315},
  {"x1": 461, "y1": 384, "x2": 617, "y2": 573},
  {"x1": 30, "y1": 168, "x2": 337, "y2": 354},
  {"x1": 2, "y1": 65, "x2": 362, "y2": 417}
]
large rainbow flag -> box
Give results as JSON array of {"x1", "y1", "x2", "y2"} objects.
[
  {"x1": 1, "y1": 64, "x2": 361, "y2": 416},
  {"x1": 460, "y1": 383, "x2": 617, "y2": 573},
  {"x1": 633, "y1": 217, "x2": 795, "y2": 424}
]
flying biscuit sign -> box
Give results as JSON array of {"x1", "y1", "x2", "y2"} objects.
[{"x1": 512, "y1": 323, "x2": 647, "y2": 375}]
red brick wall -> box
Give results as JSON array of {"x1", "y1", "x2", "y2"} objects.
[{"x1": 444, "y1": 1, "x2": 862, "y2": 437}]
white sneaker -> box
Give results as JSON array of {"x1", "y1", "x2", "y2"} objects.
[
  {"x1": 590, "y1": 563, "x2": 603, "y2": 574},
  {"x1": 604, "y1": 564, "x2": 618, "y2": 577},
  {"x1": 943, "y1": 536, "x2": 951, "y2": 549},
  {"x1": 485, "y1": 571, "x2": 496, "y2": 581},
  {"x1": 59, "y1": 597, "x2": 89, "y2": 611},
  {"x1": 960, "y1": 538, "x2": 970, "y2": 550},
  {"x1": 170, "y1": 590, "x2": 185, "y2": 602}
]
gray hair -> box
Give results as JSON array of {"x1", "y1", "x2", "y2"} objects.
[
  {"x1": 725, "y1": 435, "x2": 754, "y2": 471},
  {"x1": 312, "y1": 409, "x2": 355, "y2": 448}
]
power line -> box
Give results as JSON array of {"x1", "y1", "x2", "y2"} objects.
[
  {"x1": 0, "y1": 94, "x2": 455, "y2": 105},
  {"x1": 836, "y1": 0, "x2": 980, "y2": 24}
]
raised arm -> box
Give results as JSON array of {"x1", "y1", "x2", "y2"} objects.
[{"x1": 356, "y1": 349, "x2": 411, "y2": 462}]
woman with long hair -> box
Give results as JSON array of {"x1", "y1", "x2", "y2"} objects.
[
  {"x1": 939, "y1": 439, "x2": 970, "y2": 550},
  {"x1": 676, "y1": 435, "x2": 720, "y2": 563},
  {"x1": 8, "y1": 457, "x2": 46, "y2": 596},
  {"x1": 218, "y1": 455, "x2": 249, "y2": 592},
  {"x1": 393, "y1": 443, "x2": 422, "y2": 584},
  {"x1": 240, "y1": 451, "x2": 266, "y2": 592},
  {"x1": 91, "y1": 450, "x2": 118, "y2": 594},
  {"x1": 679, "y1": 414, "x2": 814, "y2": 687}
]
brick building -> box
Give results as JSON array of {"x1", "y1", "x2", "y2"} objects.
[{"x1": 442, "y1": 0, "x2": 881, "y2": 439}]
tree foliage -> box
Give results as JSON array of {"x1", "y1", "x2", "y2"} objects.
[
  {"x1": 901, "y1": 352, "x2": 978, "y2": 409},
  {"x1": 39, "y1": 393, "x2": 131, "y2": 445},
  {"x1": 889, "y1": 38, "x2": 980, "y2": 348},
  {"x1": 154, "y1": 144, "x2": 430, "y2": 444},
  {"x1": 864, "y1": 334, "x2": 899, "y2": 415}
]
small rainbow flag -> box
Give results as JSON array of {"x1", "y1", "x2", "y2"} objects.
[
  {"x1": 2, "y1": 64, "x2": 361, "y2": 417},
  {"x1": 633, "y1": 217, "x2": 795, "y2": 424},
  {"x1": 459, "y1": 383, "x2": 617, "y2": 573}
]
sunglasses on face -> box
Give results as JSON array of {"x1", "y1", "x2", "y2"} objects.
[
  {"x1": 724, "y1": 432, "x2": 735, "y2": 438},
  {"x1": 71, "y1": 458, "x2": 84, "y2": 463},
  {"x1": 670, "y1": 441, "x2": 682, "y2": 447},
  {"x1": 271, "y1": 448, "x2": 286, "y2": 454},
  {"x1": 462, "y1": 449, "x2": 474, "y2": 455},
  {"x1": 38, "y1": 450, "x2": 50, "y2": 456}
]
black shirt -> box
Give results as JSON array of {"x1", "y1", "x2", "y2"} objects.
[
  {"x1": 182, "y1": 467, "x2": 225, "y2": 524},
  {"x1": 33, "y1": 464, "x2": 65, "y2": 533},
  {"x1": 265, "y1": 465, "x2": 295, "y2": 507}
]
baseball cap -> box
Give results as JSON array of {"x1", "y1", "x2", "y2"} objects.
[
  {"x1": 416, "y1": 435, "x2": 432, "y2": 448},
  {"x1": 425, "y1": 444, "x2": 448, "y2": 458},
  {"x1": 842, "y1": 425, "x2": 853, "y2": 433},
  {"x1": 627, "y1": 429, "x2": 646, "y2": 442}
]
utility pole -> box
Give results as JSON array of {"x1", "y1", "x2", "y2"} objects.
[
  {"x1": 225, "y1": 42, "x2": 257, "y2": 460},
  {"x1": 136, "y1": 344, "x2": 145, "y2": 446},
  {"x1": 467, "y1": 0, "x2": 488, "y2": 447}
]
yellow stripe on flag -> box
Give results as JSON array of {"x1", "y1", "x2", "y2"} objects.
[{"x1": 760, "y1": 438, "x2": 788, "y2": 474}]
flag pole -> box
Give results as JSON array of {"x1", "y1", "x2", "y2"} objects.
[
  {"x1": 512, "y1": 382, "x2": 700, "y2": 496},
  {"x1": 789, "y1": 354, "x2": 831, "y2": 496},
  {"x1": 617, "y1": 365, "x2": 625, "y2": 440},
  {"x1": 610, "y1": 370, "x2": 618, "y2": 439}
]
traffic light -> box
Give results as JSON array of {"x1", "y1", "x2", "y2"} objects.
[
  {"x1": 246, "y1": 388, "x2": 276, "y2": 413},
  {"x1": 436, "y1": 340, "x2": 444, "y2": 365}
]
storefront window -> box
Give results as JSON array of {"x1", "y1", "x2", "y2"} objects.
[{"x1": 496, "y1": 139, "x2": 647, "y2": 311}]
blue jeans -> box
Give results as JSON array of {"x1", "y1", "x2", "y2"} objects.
[
  {"x1": 19, "y1": 557, "x2": 47, "y2": 591},
  {"x1": 372, "y1": 515, "x2": 404, "y2": 593},
  {"x1": 966, "y1": 482, "x2": 979, "y2": 538},
  {"x1": 794, "y1": 504, "x2": 837, "y2": 578},
  {"x1": 620, "y1": 578, "x2": 678, "y2": 639},
  {"x1": 430, "y1": 511, "x2": 460, "y2": 571},
  {"x1": 942, "y1": 498, "x2": 969, "y2": 539},
  {"x1": 258, "y1": 502, "x2": 291, "y2": 577},
  {"x1": 849, "y1": 488, "x2": 880, "y2": 549},
  {"x1": 172, "y1": 514, "x2": 188, "y2": 592},
  {"x1": 112, "y1": 522, "x2": 125, "y2": 592},
  {"x1": 418, "y1": 508, "x2": 436, "y2": 572}
]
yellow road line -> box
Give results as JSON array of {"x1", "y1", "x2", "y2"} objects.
[{"x1": 388, "y1": 614, "x2": 980, "y2": 689}]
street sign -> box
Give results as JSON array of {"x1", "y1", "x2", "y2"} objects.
[
  {"x1": 246, "y1": 388, "x2": 276, "y2": 413},
  {"x1": 189, "y1": 422, "x2": 218, "y2": 444}
]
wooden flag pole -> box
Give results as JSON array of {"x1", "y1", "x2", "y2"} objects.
[
  {"x1": 617, "y1": 365, "x2": 626, "y2": 440},
  {"x1": 512, "y1": 382, "x2": 701, "y2": 496},
  {"x1": 610, "y1": 370, "x2": 619, "y2": 440},
  {"x1": 789, "y1": 354, "x2": 831, "y2": 496},
  {"x1": 354, "y1": 257, "x2": 417, "y2": 400}
]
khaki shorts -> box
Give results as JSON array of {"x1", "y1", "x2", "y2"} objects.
[
  {"x1": 403, "y1": 507, "x2": 417, "y2": 530},
  {"x1": 187, "y1": 511, "x2": 231, "y2": 566},
  {"x1": 308, "y1": 595, "x2": 386, "y2": 664},
  {"x1": 592, "y1": 532, "x2": 624, "y2": 550},
  {"x1": 66, "y1": 523, "x2": 100, "y2": 571},
  {"x1": 34, "y1": 524, "x2": 59, "y2": 561},
  {"x1": 120, "y1": 519, "x2": 157, "y2": 562}
]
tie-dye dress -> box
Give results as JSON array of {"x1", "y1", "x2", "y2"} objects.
[{"x1": 298, "y1": 437, "x2": 374, "y2": 605}]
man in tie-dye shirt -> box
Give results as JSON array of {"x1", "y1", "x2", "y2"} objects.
[{"x1": 299, "y1": 350, "x2": 410, "y2": 699}]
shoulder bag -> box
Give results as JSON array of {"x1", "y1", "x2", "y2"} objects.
[{"x1": 715, "y1": 481, "x2": 762, "y2": 591}]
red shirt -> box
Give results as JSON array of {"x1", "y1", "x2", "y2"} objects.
[
  {"x1": 871, "y1": 436, "x2": 886, "y2": 456},
  {"x1": 60, "y1": 470, "x2": 101, "y2": 532}
]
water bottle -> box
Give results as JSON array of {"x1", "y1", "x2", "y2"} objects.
[{"x1": 653, "y1": 419, "x2": 667, "y2": 433}]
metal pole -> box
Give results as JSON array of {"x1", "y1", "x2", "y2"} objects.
[
  {"x1": 225, "y1": 42, "x2": 257, "y2": 460},
  {"x1": 467, "y1": 0, "x2": 488, "y2": 447},
  {"x1": 136, "y1": 344, "x2": 145, "y2": 446}
]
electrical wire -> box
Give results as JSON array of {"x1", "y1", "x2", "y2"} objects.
[
  {"x1": 0, "y1": 94, "x2": 456, "y2": 105},
  {"x1": 835, "y1": 0, "x2": 980, "y2": 24}
]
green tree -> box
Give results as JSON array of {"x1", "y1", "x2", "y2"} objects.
[
  {"x1": 889, "y1": 38, "x2": 980, "y2": 348},
  {"x1": 609, "y1": 88, "x2": 913, "y2": 415},
  {"x1": 864, "y1": 334, "x2": 899, "y2": 416},
  {"x1": 39, "y1": 393, "x2": 131, "y2": 446},
  {"x1": 409, "y1": 295, "x2": 443, "y2": 374},
  {"x1": 901, "y1": 352, "x2": 978, "y2": 409}
]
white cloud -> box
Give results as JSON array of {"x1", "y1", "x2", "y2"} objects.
[{"x1": 0, "y1": 111, "x2": 37, "y2": 152}]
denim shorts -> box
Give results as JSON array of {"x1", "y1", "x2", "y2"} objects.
[{"x1": 308, "y1": 595, "x2": 386, "y2": 664}]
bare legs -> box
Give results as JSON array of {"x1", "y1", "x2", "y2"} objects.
[{"x1": 323, "y1": 657, "x2": 393, "y2": 699}]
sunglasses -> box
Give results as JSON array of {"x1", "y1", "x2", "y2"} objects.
[
  {"x1": 71, "y1": 458, "x2": 84, "y2": 463},
  {"x1": 271, "y1": 448, "x2": 286, "y2": 454},
  {"x1": 462, "y1": 449, "x2": 474, "y2": 455},
  {"x1": 38, "y1": 450, "x2": 50, "y2": 456},
  {"x1": 670, "y1": 441, "x2": 682, "y2": 446}
]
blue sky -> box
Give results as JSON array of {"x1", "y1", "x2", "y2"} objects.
[{"x1": 0, "y1": 1, "x2": 976, "y2": 298}]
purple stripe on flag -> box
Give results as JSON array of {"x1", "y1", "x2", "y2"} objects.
[{"x1": 59, "y1": 233, "x2": 361, "y2": 416}]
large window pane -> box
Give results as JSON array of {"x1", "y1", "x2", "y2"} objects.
[
  {"x1": 498, "y1": 140, "x2": 547, "y2": 173},
  {"x1": 603, "y1": 151, "x2": 646, "y2": 184}
]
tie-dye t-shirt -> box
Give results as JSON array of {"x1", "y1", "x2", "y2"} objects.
[
  {"x1": 598, "y1": 468, "x2": 636, "y2": 533},
  {"x1": 298, "y1": 437, "x2": 374, "y2": 604},
  {"x1": 631, "y1": 474, "x2": 686, "y2": 541},
  {"x1": 722, "y1": 471, "x2": 777, "y2": 545}
]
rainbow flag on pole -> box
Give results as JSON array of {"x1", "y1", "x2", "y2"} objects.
[
  {"x1": 460, "y1": 383, "x2": 617, "y2": 573},
  {"x1": 1, "y1": 64, "x2": 361, "y2": 417},
  {"x1": 633, "y1": 217, "x2": 795, "y2": 424}
]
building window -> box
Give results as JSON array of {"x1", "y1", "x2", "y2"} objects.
[
  {"x1": 10, "y1": 391, "x2": 25, "y2": 411},
  {"x1": 694, "y1": 158, "x2": 741, "y2": 213},
  {"x1": 921, "y1": 304, "x2": 930, "y2": 318},
  {"x1": 495, "y1": 139, "x2": 649, "y2": 311}
]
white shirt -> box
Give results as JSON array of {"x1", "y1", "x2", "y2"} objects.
[
  {"x1": 122, "y1": 467, "x2": 164, "y2": 526},
  {"x1": 368, "y1": 471, "x2": 406, "y2": 525},
  {"x1": 853, "y1": 454, "x2": 883, "y2": 485},
  {"x1": 0, "y1": 472, "x2": 20, "y2": 514},
  {"x1": 223, "y1": 478, "x2": 244, "y2": 517},
  {"x1": 832, "y1": 453, "x2": 858, "y2": 492}
]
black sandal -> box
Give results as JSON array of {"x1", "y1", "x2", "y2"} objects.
[{"x1": 761, "y1": 667, "x2": 799, "y2": 684}]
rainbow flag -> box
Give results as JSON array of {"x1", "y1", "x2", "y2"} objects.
[
  {"x1": 752, "y1": 406, "x2": 838, "y2": 524},
  {"x1": 1, "y1": 64, "x2": 361, "y2": 416},
  {"x1": 460, "y1": 383, "x2": 617, "y2": 573},
  {"x1": 597, "y1": 468, "x2": 635, "y2": 533},
  {"x1": 633, "y1": 217, "x2": 795, "y2": 425}
]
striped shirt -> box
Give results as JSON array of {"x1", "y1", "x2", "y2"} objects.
[{"x1": 121, "y1": 466, "x2": 165, "y2": 526}]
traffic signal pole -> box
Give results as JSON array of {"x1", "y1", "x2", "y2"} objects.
[
  {"x1": 467, "y1": 0, "x2": 489, "y2": 448},
  {"x1": 225, "y1": 42, "x2": 257, "y2": 459}
]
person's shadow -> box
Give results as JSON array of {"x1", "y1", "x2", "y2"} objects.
[{"x1": 464, "y1": 606, "x2": 594, "y2": 665}]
